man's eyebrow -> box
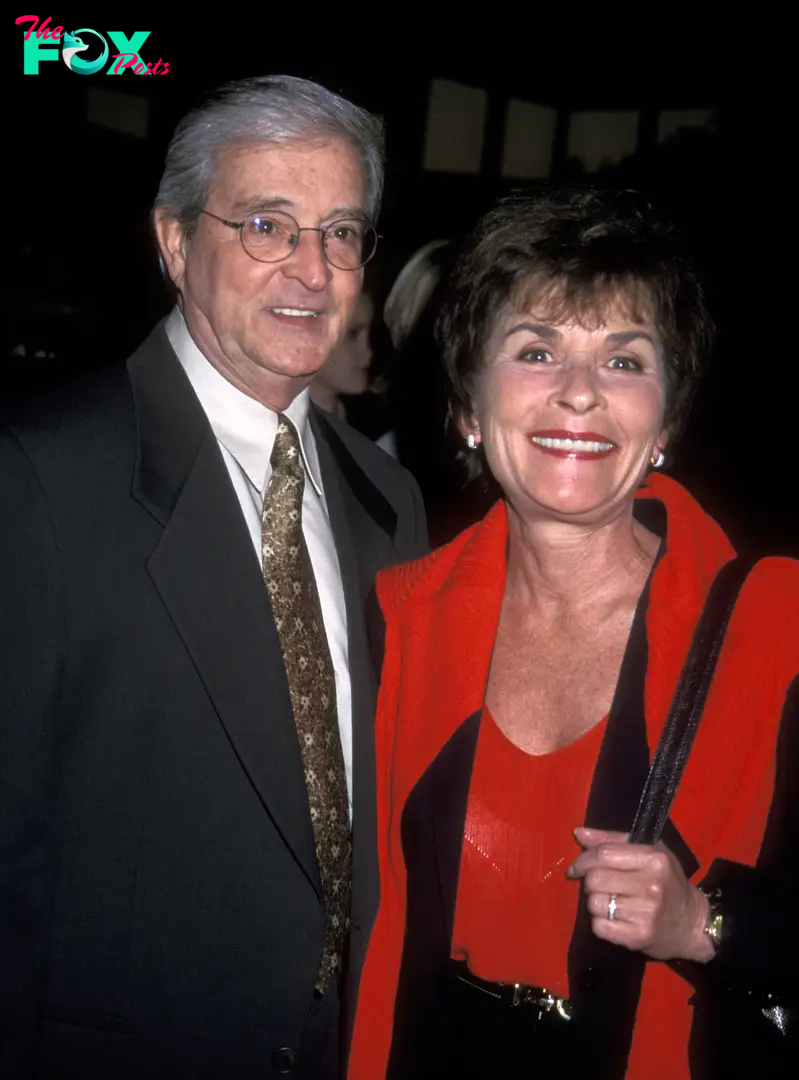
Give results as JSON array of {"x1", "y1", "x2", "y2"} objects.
[
  {"x1": 325, "y1": 206, "x2": 369, "y2": 221},
  {"x1": 229, "y1": 197, "x2": 368, "y2": 222},
  {"x1": 229, "y1": 196, "x2": 293, "y2": 216}
]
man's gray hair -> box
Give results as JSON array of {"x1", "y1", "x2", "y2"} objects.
[{"x1": 154, "y1": 74, "x2": 385, "y2": 233}]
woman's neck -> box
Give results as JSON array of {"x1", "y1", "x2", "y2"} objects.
[{"x1": 504, "y1": 501, "x2": 661, "y2": 619}]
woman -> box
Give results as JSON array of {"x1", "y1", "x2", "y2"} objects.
[
  {"x1": 382, "y1": 237, "x2": 493, "y2": 542},
  {"x1": 381, "y1": 240, "x2": 453, "y2": 468},
  {"x1": 310, "y1": 291, "x2": 375, "y2": 421},
  {"x1": 347, "y1": 189, "x2": 799, "y2": 1079}
]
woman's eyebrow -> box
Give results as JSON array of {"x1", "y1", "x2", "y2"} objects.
[
  {"x1": 503, "y1": 322, "x2": 561, "y2": 343},
  {"x1": 604, "y1": 330, "x2": 656, "y2": 347}
]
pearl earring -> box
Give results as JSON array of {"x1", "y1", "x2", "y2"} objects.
[
  {"x1": 466, "y1": 433, "x2": 479, "y2": 450},
  {"x1": 650, "y1": 451, "x2": 665, "y2": 469}
]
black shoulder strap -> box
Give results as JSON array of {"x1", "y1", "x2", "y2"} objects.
[{"x1": 629, "y1": 556, "x2": 758, "y2": 846}]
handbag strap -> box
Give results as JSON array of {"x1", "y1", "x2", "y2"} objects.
[{"x1": 628, "y1": 555, "x2": 758, "y2": 846}]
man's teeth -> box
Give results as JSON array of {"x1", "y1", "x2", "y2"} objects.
[
  {"x1": 270, "y1": 308, "x2": 317, "y2": 317},
  {"x1": 531, "y1": 436, "x2": 614, "y2": 452}
]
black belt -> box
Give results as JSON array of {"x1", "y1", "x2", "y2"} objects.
[{"x1": 449, "y1": 959, "x2": 573, "y2": 1021}]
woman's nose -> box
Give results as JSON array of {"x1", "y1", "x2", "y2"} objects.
[{"x1": 552, "y1": 363, "x2": 603, "y2": 413}]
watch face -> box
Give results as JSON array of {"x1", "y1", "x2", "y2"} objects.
[
  {"x1": 705, "y1": 911, "x2": 723, "y2": 950},
  {"x1": 700, "y1": 887, "x2": 723, "y2": 950}
]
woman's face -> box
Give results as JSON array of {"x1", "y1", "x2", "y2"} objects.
[
  {"x1": 465, "y1": 295, "x2": 668, "y2": 526},
  {"x1": 314, "y1": 293, "x2": 374, "y2": 398}
]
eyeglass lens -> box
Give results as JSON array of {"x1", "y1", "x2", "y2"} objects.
[{"x1": 240, "y1": 211, "x2": 377, "y2": 269}]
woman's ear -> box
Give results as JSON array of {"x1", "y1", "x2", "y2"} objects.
[
  {"x1": 655, "y1": 426, "x2": 671, "y2": 460},
  {"x1": 457, "y1": 411, "x2": 481, "y2": 446},
  {"x1": 649, "y1": 428, "x2": 670, "y2": 469}
]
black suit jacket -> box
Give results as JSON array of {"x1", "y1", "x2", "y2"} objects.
[{"x1": 0, "y1": 324, "x2": 427, "y2": 1078}]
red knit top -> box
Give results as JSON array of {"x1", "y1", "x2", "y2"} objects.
[{"x1": 451, "y1": 707, "x2": 606, "y2": 997}]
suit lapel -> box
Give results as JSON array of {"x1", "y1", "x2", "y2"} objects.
[
  {"x1": 310, "y1": 409, "x2": 400, "y2": 935},
  {"x1": 128, "y1": 328, "x2": 321, "y2": 897}
]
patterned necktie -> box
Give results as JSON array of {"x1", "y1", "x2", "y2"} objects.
[{"x1": 261, "y1": 415, "x2": 351, "y2": 994}]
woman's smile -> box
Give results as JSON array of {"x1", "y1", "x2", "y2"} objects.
[{"x1": 528, "y1": 429, "x2": 619, "y2": 459}]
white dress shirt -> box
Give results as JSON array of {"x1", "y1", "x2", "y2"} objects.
[{"x1": 166, "y1": 308, "x2": 353, "y2": 813}]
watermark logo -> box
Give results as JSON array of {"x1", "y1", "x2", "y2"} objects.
[
  {"x1": 14, "y1": 17, "x2": 171, "y2": 74},
  {"x1": 62, "y1": 29, "x2": 108, "y2": 74}
]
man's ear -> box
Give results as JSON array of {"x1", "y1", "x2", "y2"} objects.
[{"x1": 154, "y1": 210, "x2": 188, "y2": 292}]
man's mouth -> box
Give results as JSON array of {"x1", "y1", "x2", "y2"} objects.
[{"x1": 268, "y1": 307, "x2": 319, "y2": 318}]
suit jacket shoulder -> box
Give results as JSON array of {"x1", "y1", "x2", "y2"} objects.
[
  {"x1": 311, "y1": 405, "x2": 428, "y2": 562},
  {"x1": 312, "y1": 405, "x2": 411, "y2": 493},
  {"x1": 2, "y1": 358, "x2": 134, "y2": 448}
]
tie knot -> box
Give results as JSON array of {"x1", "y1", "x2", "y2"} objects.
[{"x1": 271, "y1": 415, "x2": 303, "y2": 476}]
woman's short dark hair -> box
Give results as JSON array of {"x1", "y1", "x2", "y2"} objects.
[{"x1": 436, "y1": 187, "x2": 713, "y2": 453}]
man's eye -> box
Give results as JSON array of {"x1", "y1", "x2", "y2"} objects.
[
  {"x1": 519, "y1": 348, "x2": 553, "y2": 364},
  {"x1": 250, "y1": 216, "x2": 282, "y2": 236},
  {"x1": 608, "y1": 355, "x2": 642, "y2": 371},
  {"x1": 328, "y1": 224, "x2": 360, "y2": 244}
]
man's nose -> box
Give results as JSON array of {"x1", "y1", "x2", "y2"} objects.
[{"x1": 281, "y1": 229, "x2": 331, "y2": 291}]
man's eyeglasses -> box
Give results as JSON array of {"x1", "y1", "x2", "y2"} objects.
[{"x1": 199, "y1": 208, "x2": 378, "y2": 271}]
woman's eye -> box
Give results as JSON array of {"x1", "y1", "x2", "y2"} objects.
[
  {"x1": 519, "y1": 348, "x2": 553, "y2": 364},
  {"x1": 608, "y1": 355, "x2": 642, "y2": 371}
]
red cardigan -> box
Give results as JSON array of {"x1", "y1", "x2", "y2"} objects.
[{"x1": 348, "y1": 475, "x2": 799, "y2": 1079}]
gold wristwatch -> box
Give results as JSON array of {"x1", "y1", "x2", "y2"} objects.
[{"x1": 700, "y1": 887, "x2": 723, "y2": 952}]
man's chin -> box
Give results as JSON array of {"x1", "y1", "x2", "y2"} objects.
[{"x1": 252, "y1": 355, "x2": 328, "y2": 384}]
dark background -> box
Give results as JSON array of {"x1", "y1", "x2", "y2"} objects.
[{"x1": 2, "y1": 38, "x2": 791, "y2": 554}]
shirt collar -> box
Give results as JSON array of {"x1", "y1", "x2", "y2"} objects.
[{"x1": 165, "y1": 307, "x2": 323, "y2": 496}]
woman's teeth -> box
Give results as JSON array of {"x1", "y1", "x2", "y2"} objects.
[{"x1": 531, "y1": 436, "x2": 614, "y2": 452}]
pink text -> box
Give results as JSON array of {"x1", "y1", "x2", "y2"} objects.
[
  {"x1": 15, "y1": 14, "x2": 63, "y2": 40},
  {"x1": 111, "y1": 52, "x2": 170, "y2": 75}
]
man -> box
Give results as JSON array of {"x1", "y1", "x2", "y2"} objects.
[{"x1": 0, "y1": 76, "x2": 426, "y2": 1078}]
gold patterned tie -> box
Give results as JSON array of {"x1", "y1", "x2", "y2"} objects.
[{"x1": 261, "y1": 415, "x2": 351, "y2": 994}]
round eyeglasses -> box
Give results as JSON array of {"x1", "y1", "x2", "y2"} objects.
[{"x1": 199, "y1": 208, "x2": 378, "y2": 271}]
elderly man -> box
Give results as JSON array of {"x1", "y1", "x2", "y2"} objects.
[{"x1": 0, "y1": 76, "x2": 426, "y2": 1079}]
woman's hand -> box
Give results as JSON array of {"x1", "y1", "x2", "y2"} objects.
[{"x1": 567, "y1": 827, "x2": 716, "y2": 963}]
